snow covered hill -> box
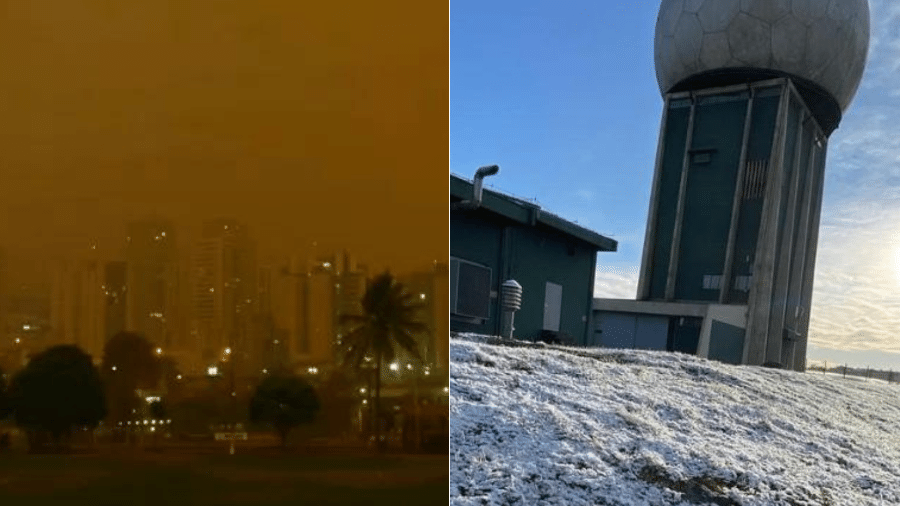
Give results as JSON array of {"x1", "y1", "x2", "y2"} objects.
[{"x1": 450, "y1": 334, "x2": 900, "y2": 506}]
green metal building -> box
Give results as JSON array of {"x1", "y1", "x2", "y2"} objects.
[{"x1": 450, "y1": 173, "x2": 617, "y2": 344}]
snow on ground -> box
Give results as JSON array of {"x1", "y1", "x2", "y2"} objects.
[{"x1": 450, "y1": 334, "x2": 900, "y2": 505}]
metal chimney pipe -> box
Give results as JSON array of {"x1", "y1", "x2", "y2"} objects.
[
  {"x1": 452, "y1": 165, "x2": 499, "y2": 211},
  {"x1": 471, "y1": 164, "x2": 499, "y2": 206}
]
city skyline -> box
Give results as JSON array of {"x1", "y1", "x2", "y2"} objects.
[
  {"x1": 0, "y1": 229, "x2": 448, "y2": 376},
  {"x1": 2, "y1": 214, "x2": 439, "y2": 289}
]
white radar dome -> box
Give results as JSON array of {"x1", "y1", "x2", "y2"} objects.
[{"x1": 654, "y1": 0, "x2": 870, "y2": 113}]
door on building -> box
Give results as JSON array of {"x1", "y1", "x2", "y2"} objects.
[
  {"x1": 595, "y1": 312, "x2": 635, "y2": 349},
  {"x1": 708, "y1": 320, "x2": 745, "y2": 365},
  {"x1": 542, "y1": 282, "x2": 562, "y2": 332},
  {"x1": 594, "y1": 312, "x2": 668, "y2": 350},
  {"x1": 634, "y1": 315, "x2": 668, "y2": 350}
]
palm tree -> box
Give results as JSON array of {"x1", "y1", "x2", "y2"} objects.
[{"x1": 340, "y1": 271, "x2": 428, "y2": 452}]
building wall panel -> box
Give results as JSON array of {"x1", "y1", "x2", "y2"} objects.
[
  {"x1": 649, "y1": 101, "x2": 691, "y2": 299},
  {"x1": 676, "y1": 93, "x2": 748, "y2": 301}
]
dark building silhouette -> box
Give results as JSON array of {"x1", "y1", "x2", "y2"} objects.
[
  {"x1": 104, "y1": 261, "x2": 127, "y2": 343},
  {"x1": 125, "y1": 219, "x2": 179, "y2": 350}
]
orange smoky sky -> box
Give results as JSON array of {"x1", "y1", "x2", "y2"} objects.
[{"x1": 0, "y1": 1, "x2": 447, "y2": 280}]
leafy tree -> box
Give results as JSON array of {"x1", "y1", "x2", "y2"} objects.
[
  {"x1": 9, "y1": 345, "x2": 106, "y2": 452},
  {"x1": 249, "y1": 375, "x2": 320, "y2": 447},
  {"x1": 102, "y1": 331, "x2": 161, "y2": 423},
  {"x1": 339, "y1": 271, "x2": 428, "y2": 451}
]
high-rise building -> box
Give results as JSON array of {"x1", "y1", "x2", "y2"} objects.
[
  {"x1": 76, "y1": 260, "x2": 104, "y2": 360},
  {"x1": 333, "y1": 251, "x2": 366, "y2": 315},
  {"x1": 272, "y1": 251, "x2": 369, "y2": 371},
  {"x1": 125, "y1": 219, "x2": 179, "y2": 350},
  {"x1": 432, "y1": 262, "x2": 449, "y2": 372},
  {"x1": 282, "y1": 255, "x2": 331, "y2": 366},
  {"x1": 49, "y1": 259, "x2": 105, "y2": 360},
  {"x1": 256, "y1": 265, "x2": 274, "y2": 318},
  {"x1": 50, "y1": 259, "x2": 75, "y2": 346},
  {"x1": 1, "y1": 283, "x2": 51, "y2": 371},
  {"x1": 189, "y1": 219, "x2": 256, "y2": 368},
  {"x1": 399, "y1": 262, "x2": 449, "y2": 372},
  {"x1": 0, "y1": 247, "x2": 6, "y2": 346},
  {"x1": 103, "y1": 261, "x2": 127, "y2": 343},
  {"x1": 306, "y1": 260, "x2": 335, "y2": 365}
]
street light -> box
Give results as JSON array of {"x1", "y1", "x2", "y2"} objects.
[{"x1": 155, "y1": 347, "x2": 162, "y2": 356}]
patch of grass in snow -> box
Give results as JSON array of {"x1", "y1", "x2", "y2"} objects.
[
  {"x1": 637, "y1": 464, "x2": 741, "y2": 505},
  {"x1": 637, "y1": 464, "x2": 840, "y2": 506}
]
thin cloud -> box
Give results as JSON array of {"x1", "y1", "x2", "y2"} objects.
[{"x1": 593, "y1": 265, "x2": 639, "y2": 299}]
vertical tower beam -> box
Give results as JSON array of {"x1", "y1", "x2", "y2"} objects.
[
  {"x1": 720, "y1": 88, "x2": 755, "y2": 303},
  {"x1": 781, "y1": 125, "x2": 817, "y2": 368},
  {"x1": 664, "y1": 94, "x2": 696, "y2": 300},
  {"x1": 769, "y1": 107, "x2": 808, "y2": 365},
  {"x1": 794, "y1": 139, "x2": 828, "y2": 371},
  {"x1": 744, "y1": 83, "x2": 791, "y2": 366},
  {"x1": 638, "y1": 96, "x2": 672, "y2": 300}
]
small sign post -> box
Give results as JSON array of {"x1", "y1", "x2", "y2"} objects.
[{"x1": 215, "y1": 432, "x2": 248, "y2": 455}]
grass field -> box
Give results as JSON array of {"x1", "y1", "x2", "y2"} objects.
[{"x1": 0, "y1": 449, "x2": 448, "y2": 505}]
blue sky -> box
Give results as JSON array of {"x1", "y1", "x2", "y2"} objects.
[{"x1": 451, "y1": 0, "x2": 900, "y2": 369}]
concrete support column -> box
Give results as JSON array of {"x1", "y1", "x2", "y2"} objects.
[
  {"x1": 664, "y1": 95, "x2": 696, "y2": 300},
  {"x1": 770, "y1": 110, "x2": 808, "y2": 366},
  {"x1": 744, "y1": 83, "x2": 791, "y2": 366},
  {"x1": 782, "y1": 121, "x2": 818, "y2": 369},
  {"x1": 794, "y1": 139, "x2": 828, "y2": 371},
  {"x1": 638, "y1": 96, "x2": 671, "y2": 300},
  {"x1": 720, "y1": 89, "x2": 755, "y2": 303}
]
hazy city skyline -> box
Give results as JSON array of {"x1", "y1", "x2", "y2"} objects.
[{"x1": 2, "y1": 215, "x2": 437, "y2": 289}]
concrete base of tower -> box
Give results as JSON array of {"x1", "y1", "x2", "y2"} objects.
[{"x1": 590, "y1": 298, "x2": 806, "y2": 372}]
